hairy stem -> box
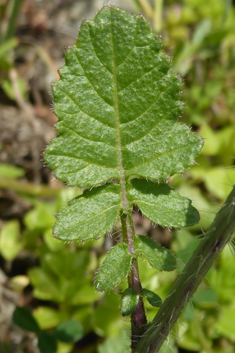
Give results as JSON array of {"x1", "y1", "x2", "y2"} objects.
[
  {"x1": 110, "y1": 11, "x2": 147, "y2": 348},
  {"x1": 121, "y1": 213, "x2": 147, "y2": 348},
  {"x1": 130, "y1": 258, "x2": 147, "y2": 348},
  {"x1": 128, "y1": 214, "x2": 147, "y2": 348},
  {"x1": 135, "y1": 185, "x2": 235, "y2": 353},
  {"x1": 121, "y1": 212, "x2": 148, "y2": 344}
]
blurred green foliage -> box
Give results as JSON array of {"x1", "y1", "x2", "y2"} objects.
[
  {"x1": 0, "y1": 0, "x2": 235, "y2": 352},
  {"x1": 0, "y1": 0, "x2": 28, "y2": 101}
]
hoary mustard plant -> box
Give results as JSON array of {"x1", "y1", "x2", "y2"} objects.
[{"x1": 45, "y1": 5, "x2": 204, "y2": 350}]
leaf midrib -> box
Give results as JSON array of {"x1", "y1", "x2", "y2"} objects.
[{"x1": 110, "y1": 11, "x2": 129, "y2": 212}]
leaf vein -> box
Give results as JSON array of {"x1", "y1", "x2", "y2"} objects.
[
  {"x1": 116, "y1": 20, "x2": 138, "y2": 68},
  {"x1": 57, "y1": 86, "x2": 114, "y2": 129},
  {"x1": 88, "y1": 24, "x2": 113, "y2": 74},
  {"x1": 118, "y1": 64, "x2": 162, "y2": 93},
  {"x1": 60, "y1": 125, "x2": 115, "y2": 148},
  {"x1": 127, "y1": 142, "x2": 196, "y2": 170},
  {"x1": 57, "y1": 108, "x2": 115, "y2": 130},
  {"x1": 121, "y1": 79, "x2": 174, "y2": 126},
  {"x1": 73, "y1": 51, "x2": 113, "y2": 107},
  {"x1": 63, "y1": 205, "x2": 120, "y2": 230},
  {"x1": 48, "y1": 153, "x2": 116, "y2": 169},
  {"x1": 124, "y1": 106, "x2": 179, "y2": 147}
]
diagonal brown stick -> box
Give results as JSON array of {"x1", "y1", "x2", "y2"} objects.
[{"x1": 135, "y1": 185, "x2": 235, "y2": 353}]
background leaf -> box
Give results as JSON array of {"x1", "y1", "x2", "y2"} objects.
[
  {"x1": 13, "y1": 306, "x2": 40, "y2": 334},
  {"x1": 37, "y1": 331, "x2": 57, "y2": 353},
  {"x1": 54, "y1": 320, "x2": 84, "y2": 343},
  {"x1": 0, "y1": 163, "x2": 25, "y2": 179},
  {"x1": 98, "y1": 330, "x2": 131, "y2": 353},
  {"x1": 0, "y1": 220, "x2": 22, "y2": 260}
]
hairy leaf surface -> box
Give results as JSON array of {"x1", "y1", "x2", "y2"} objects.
[
  {"x1": 45, "y1": 6, "x2": 202, "y2": 252},
  {"x1": 53, "y1": 184, "x2": 120, "y2": 241},
  {"x1": 134, "y1": 235, "x2": 176, "y2": 271},
  {"x1": 45, "y1": 6, "x2": 202, "y2": 190},
  {"x1": 42, "y1": 4, "x2": 204, "y2": 313},
  {"x1": 95, "y1": 244, "x2": 133, "y2": 291},
  {"x1": 121, "y1": 288, "x2": 140, "y2": 316},
  {"x1": 128, "y1": 179, "x2": 200, "y2": 228}
]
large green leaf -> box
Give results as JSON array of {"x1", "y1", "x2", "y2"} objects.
[
  {"x1": 128, "y1": 179, "x2": 200, "y2": 228},
  {"x1": 45, "y1": 6, "x2": 202, "y2": 243},
  {"x1": 95, "y1": 243, "x2": 133, "y2": 291},
  {"x1": 45, "y1": 6, "x2": 202, "y2": 189}
]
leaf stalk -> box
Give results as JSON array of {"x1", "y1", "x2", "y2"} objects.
[{"x1": 121, "y1": 213, "x2": 147, "y2": 348}]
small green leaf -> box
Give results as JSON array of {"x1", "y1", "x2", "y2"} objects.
[
  {"x1": 142, "y1": 288, "x2": 162, "y2": 307},
  {"x1": 95, "y1": 243, "x2": 133, "y2": 291},
  {"x1": 53, "y1": 184, "x2": 121, "y2": 241},
  {"x1": 93, "y1": 292, "x2": 122, "y2": 336},
  {"x1": 193, "y1": 288, "x2": 218, "y2": 307},
  {"x1": 121, "y1": 288, "x2": 140, "y2": 316},
  {"x1": 2, "y1": 77, "x2": 28, "y2": 101},
  {"x1": 0, "y1": 220, "x2": 22, "y2": 260},
  {"x1": 128, "y1": 179, "x2": 200, "y2": 228},
  {"x1": 54, "y1": 320, "x2": 84, "y2": 343},
  {"x1": 216, "y1": 305, "x2": 235, "y2": 341},
  {"x1": 37, "y1": 331, "x2": 57, "y2": 353},
  {"x1": 134, "y1": 235, "x2": 176, "y2": 271},
  {"x1": 24, "y1": 202, "x2": 56, "y2": 231},
  {"x1": 33, "y1": 307, "x2": 67, "y2": 330},
  {"x1": 98, "y1": 330, "x2": 131, "y2": 353},
  {"x1": 12, "y1": 307, "x2": 40, "y2": 334},
  {"x1": 28, "y1": 268, "x2": 63, "y2": 302},
  {"x1": 0, "y1": 38, "x2": 18, "y2": 58},
  {"x1": 0, "y1": 163, "x2": 25, "y2": 179},
  {"x1": 70, "y1": 285, "x2": 100, "y2": 305}
]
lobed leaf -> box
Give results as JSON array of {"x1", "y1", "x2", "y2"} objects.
[
  {"x1": 95, "y1": 243, "x2": 133, "y2": 291},
  {"x1": 134, "y1": 235, "x2": 176, "y2": 271},
  {"x1": 128, "y1": 179, "x2": 200, "y2": 228},
  {"x1": 44, "y1": 6, "x2": 202, "y2": 264},
  {"x1": 53, "y1": 184, "x2": 121, "y2": 241},
  {"x1": 45, "y1": 6, "x2": 202, "y2": 189}
]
